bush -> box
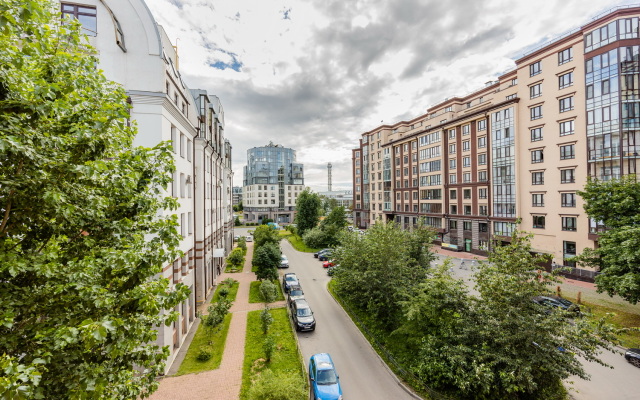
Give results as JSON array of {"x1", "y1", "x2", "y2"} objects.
[
  {"x1": 218, "y1": 286, "x2": 229, "y2": 299},
  {"x1": 202, "y1": 299, "x2": 231, "y2": 330},
  {"x1": 260, "y1": 308, "x2": 274, "y2": 334},
  {"x1": 196, "y1": 346, "x2": 213, "y2": 362},
  {"x1": 246, "y1": 369, "x2": 306, "y2": 400},
  {"x1": 263, "y1": 335, "x2": 276, "y2": 362},
  {"x1": 260, "y1": 280, "x2": 278, "y2": 304},
  {"x1": 237, "y1": 237, "x2": 247, "y2": 253},
  {"x1": 302, "y1": 227, "x2": 327, "y2": 249}
]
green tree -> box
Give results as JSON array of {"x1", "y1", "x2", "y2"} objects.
[
  {"x1": 0, "y1": 1, "x2": 189, "y2": 398},
  {"x1": 403, "y1": 232, "x2": 620, "y2": 399},
  {"x1": 237, "y1": 236, "x2": 247, "y2": 254},
  {"x1": 253, "y1": 243, "x2": 280, "y2": 281},
  {"x1": 295, "y1": 189, "x2": 321, "y2": 236},
  {"x1": 234, "y1": 215, "x2": 241, "y2": 226},
  {"x1": 253, "y1": 224, "x2": 280, "y2": 248},
  {"x1": 226, "y1": 247, "x2": 245, "y2": 270},
  {"x1": 578, "y1": 176, "x2": 640, "y2": 303},
  {"x1": 332, "y1": 221, "x2": 434, "y2": 330},
  {"x1": 302, "y1": 226, "x2": 328, "y2": 249},
  {"x1": 259, "y1": 280, "x2": 278, "y2": 305}
]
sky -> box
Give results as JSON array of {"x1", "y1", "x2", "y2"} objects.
[{"x1": 145, "y1": 0, "x2": 637, "y2": 192}]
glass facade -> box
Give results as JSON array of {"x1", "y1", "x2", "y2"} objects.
[
  {"x1": 491, "y1": 107, "x2": 516, "y2": 218},
  {"x1": 243, "y1": 143, "x2": 304, "y2": 186}
]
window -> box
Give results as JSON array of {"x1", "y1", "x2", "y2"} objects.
[
  {"x1": 186, "y1": 139, "x2": 192, "y2": 161},
  {"x1": 463, "y1": 172, "x2": 471, "y2": 182},
  {"x1": 462, "y1": 189, "x2": 472, "y2": 200},
  {"x1": 478, "y1": 188, "x2": 488, "y2": 199},
  {"x1": 478, "y1": 153, "x2": 487, "y2": 165},
  {"x1": 559, "y1": 96, "x2": 574, "y2": 112},
  {"x1": 530, "y1": 61, "x2": 542, "y2": 76},
  {"x1": 462, "y1": 125, "x2": 470, "y2": 135},
  {"x1": 449, "y1": 159, "x2": 456, "y2": 169},
  {"x1": 61, "y1": 3, "x2": 97, "y2": 36},
  {"x1": 479, "y1": 222, "x2": 488, "y2": 232},
  {"x1": 477, "y1": 120, "x2": 487, "y2": 131},
  {"x1": 180, "y1": 134, "x2": 186, "y2": 158},
  {"x1": 449, "y1": 129, "x2": 456, "y2": 139},
  {"x1": 462, "y1": 140, "x2": 470, "y2": 151},
  {"x1": 560, "y1": 144, "x2": 575, "y2": 160},
  {"x1": 449, "y1": 144, "x2": 456, "y2": 154},
  {"x1": 506, "y1": 93, "x2": 517, "y2": 100},
  {"x1": 532, "y1": 171, "x2": 544, "y2": 185},
  {"x1": 530, "y1": 105, "x2": 542, "y2": 120},
  {"x1": 478, "y1": 136, "x2": 487, "y2": 148},
  {"x1": 463, "y1": 220, "x2": 472, "y2": 230},
  {"x1": 602, "y1": 79, "x2": 611, "y2": 95},
  {"x1": 478, "y1": 170, "x2": 488, "y2": 182},
  {"x1": 564, "y1": 240, "x2": 577, "y2": 256},
  {"x1": 560, "y1": 120, "x2": 574, "y2": 136},
  {"x1": 449, "y1": 174, "x2": 457, "y2": 184},
  {"x1": 559, "y1": 72, "x2": 573, "y2": 89},
  {"x1": 530, "y1": 83, "x2": 542, "y2": 98},
  {"x1": 562, "y1": 217, "x2": 577, "y2": 231},
  {"x1": 561, "y1": 169, "x2": 575, "y2": 183},
  {"x1": 561, "y1": 192, "x2": 576, "y2": 207},
  {"x1": 532, "y1": 193, "x2": 545, "y2": 207},
  {"x1": 463, "y1": 156, "x2": 471, "y2": 167},
  {"x1": 558, "y1": 47, "x2": 573, "y2": 64},
  {"x1": 450, "y1": 205, "x2": 458, "y2": 214},
  {"x1": 531, "y1": 127, "x2": 543, "y2": 142},
  {"x1": 449, "y1": 220, "x2": 457, "y2": 229},
  {"x1": 533, "y1": 215, "x2": 546, "y2": 229},
  {"x1": 587, "y1": 84, "x2": 594, "y2": 99},
  {"x1": 479, "y1": 205, "x2": 488, "y2": 216},
  {"x1": 450, "y1": 189, "x2": 457, "y2": 199},
  {"x1": 445, "y1": 106, "x2": 453, "y2": 112},
  {"x1": 531, "y1": 149, "x2": 544, "y2": 163}
]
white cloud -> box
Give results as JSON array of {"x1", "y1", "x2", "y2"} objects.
[{"x1": 145, "y1": 0, "x2": 637, "y2": 192}]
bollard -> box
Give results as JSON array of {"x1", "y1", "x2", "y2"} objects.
[
  {"x1": 556, "y1": 286, "x2": 562, "y2": 297},
  {"x1": 577, "y1": 291, "x2": 582, "y2": 304}
]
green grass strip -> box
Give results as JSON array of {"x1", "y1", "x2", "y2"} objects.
[
  {"x1": 240, "y1": 308, "x2": 306, "y2": 399},
  {"x1": 282, "y1": 233, "x2": 320, "y2": 253},
  {"x1": 249, "y1": 280, "x2": 285, "y2": 303},
  {"x1": 175, "y1": 313, "x2": 232, "y2": 376},
  {"x1": 213, "y1": 280, "x2": 239, "y2": 303}
]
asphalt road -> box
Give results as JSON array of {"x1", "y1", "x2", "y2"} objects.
[{"x1": 280, "y1": 239, "x2": 417, "y2": 400}]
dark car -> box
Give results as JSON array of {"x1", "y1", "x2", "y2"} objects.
[
  {"x1": 625, "y1": 348, "x2": 640, "y2": 368},
  {"x1": 287, "y1": 285, "x2": 305, "y2": 305},
  {"x1": 314, "y1": 248, "x2": 332, "y2": 258},
  {"x1": 309, "y1": 353, "x2": 343, "y2": 400},
  {"x1": 283, "y1": 273, "x2": 299, "y2": 294},
  {"x1": 291, "y1": 299, "x2": 315, "y2": 332},
  {"x1": 532, "y1": 295, "x2": 581, "y2": 314},
  {"x1": 318, "y1": 250, "x2": 333, "y2": 261}
]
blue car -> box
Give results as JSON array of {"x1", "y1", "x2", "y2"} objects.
[{"x1": 309, "y1": 353, "x2": 343, "y2": 400}]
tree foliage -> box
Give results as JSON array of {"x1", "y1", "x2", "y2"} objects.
[
  {"x1": 295, "y1": 189, "x2": 321, "y2": 236},
  {"x1": 578, "y1": 176, "x2": 640, "y2": 303},
  {"x1": 226, "y1": 247, "x2": 245, "y2": 270},
  {"x1": 398, "y1": 232, "x2": 620, "y2": 399},
  {"x1": 252, "y1": 224, "x2": 280, "y2": 248},
  {"x1": 253, "y1": 243, "x2": 280, "y2": 281},
  {"x1": 332, "y1": 221, "x2": 435, "y2": 330},
  {"x1": 0, "y1": 1, "x2": 189, "y2": 398}
]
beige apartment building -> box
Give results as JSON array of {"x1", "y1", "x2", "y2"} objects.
[{"x1": 352, "y1": 6, "x2": 640, "y2": 273}]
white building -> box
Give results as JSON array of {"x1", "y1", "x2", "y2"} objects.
[{"x1": 60, "y1": 0, "x2": 234, "y2": 372}]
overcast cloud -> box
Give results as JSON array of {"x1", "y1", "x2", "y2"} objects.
[{"x1": 145, "y1": 0, "x2": 636, "y2": 191}]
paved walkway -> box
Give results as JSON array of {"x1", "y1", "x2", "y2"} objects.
[{"x1": 150, "y1": 242, "x2": 286, "y2": 400}]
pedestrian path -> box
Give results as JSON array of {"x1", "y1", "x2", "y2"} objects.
[{"x1": 150, "y1": 242, "x2": 285, "y2": 400}]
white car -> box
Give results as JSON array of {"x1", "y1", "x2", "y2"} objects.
[
  {"x1": 279, "y1": 255, "x2": 289, "y2": 268},
  {"x1": 245, "y1": 235, "x2": 253, "y2": 242}
]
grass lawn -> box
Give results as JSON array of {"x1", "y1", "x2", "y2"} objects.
[
  {"x1": 175, "y1": 313, "x2": 232, "y2": 376},
  {"x1": 225, "y1": 265, "x2": 242, "y2": 273},
  {"x1": 560, "y1": 293, "x2": 640, "y2": 348},
  {"x1": 249, "y1": 280, "x2": 285, "y2": 303},
  {"x1": 280, "y1": 232, "x2": 320, "y2": 253},
  {"x1": 213, "y1": 279, "x2": 239, "y2": 303},
  {"x1": 240, "y1": 308, "x2": 306, "y2": 399}
]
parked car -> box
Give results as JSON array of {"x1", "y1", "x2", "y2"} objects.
[
  {"x1": 327, "y1": 266, "x2": 339, "y2": 276},
  {"x1": 283, "y1": 273, "x2": 299, "y2": 294},
  {"x1": 291, "y1": 299, "x2": 315, "y2": 332},
  {"x1": 318, "y1": 251, "x2": 333, "y2": 261},
  {"x1": 245, "y1": 235, "x2": 253, "y2": 242},
  {"x1": 309, "y1": 353, "x2": 342, "y2": 400},
  {"x1": 532, "y1": 295, "x2": 581, "y2": 315},
  {"x1": 287, "y1": 285, "x2": 304, "y2": 305},
  {"x1": 625, "y1": 348, "x2": 640, "y2": 368},
  {"x1": 279, "y1": 254, "x2": 290, "y2": 269},
  {"x1": 314, "y1": 248, "x2": 332, "y2": 258},
  {"x1": 322, "y1": 260, "x2": 336, "y2": 268},
  {"x1": 233, "y1": 235, "x2": 240, "y2": 241}
]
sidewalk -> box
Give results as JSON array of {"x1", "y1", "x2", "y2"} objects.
[{"x1": 150, "y1": 242, "x2": 284, "y2": 400}]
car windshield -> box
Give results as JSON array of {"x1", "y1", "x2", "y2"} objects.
[
  {"x1": 297, "y1": 307, "x2": 312, "y2": 317},
  {"x1": 316, "y1": 369, "x2": 337, "y2": 385},
  {"x1": 290, "y1": 290, "x2": 303, "y2": 296},
  {"x1": 285, "y1": 276, "x2": 296, "y2": 282}
]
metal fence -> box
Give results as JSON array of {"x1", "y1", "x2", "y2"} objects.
[{"x1": 552, "y1": 265, "x2": 600, "y2": 282}]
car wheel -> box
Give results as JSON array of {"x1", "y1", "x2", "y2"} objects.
[{"x1": 630, "y1": 357, "x2": 640, "y2": 368}]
